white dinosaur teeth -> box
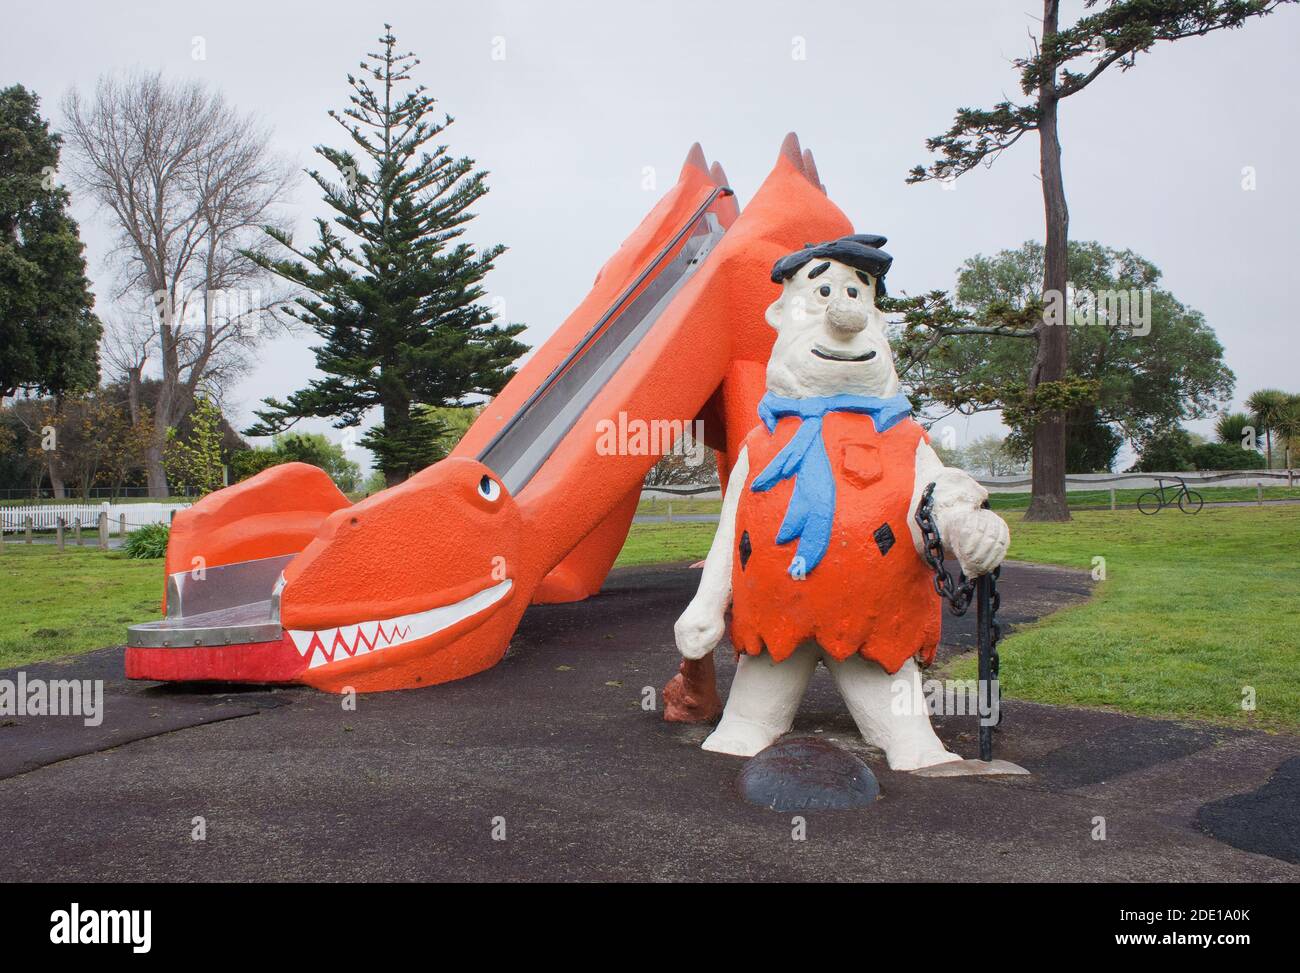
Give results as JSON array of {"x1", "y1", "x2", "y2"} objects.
[
  {"x1": 334, "y1": 625, "x2": 359, "y2": 658},
  {"x1": 291, "y1": 579, "x2": 514, "y2": 670},
  {"x1": 289, "y1": 630, "x2": 315, "y2": 657}
]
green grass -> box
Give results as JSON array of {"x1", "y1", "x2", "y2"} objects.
[
  {"x1": 0, "y1": 545, "x2": 161, "y2": 668},
  {"x1": 946, "y1": 505, "x2": 1300, "y2": 731},
  {"x1": 615, "y1": 522, "x2": 717, "y2": 566}
]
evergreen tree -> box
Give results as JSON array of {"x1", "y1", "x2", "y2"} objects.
[
  {"x1": 0, "y1": 84, "x2": 100, "y2": 399},
  {"x1": 246, "y1": 26, "x2": 527, "y2": 485}
]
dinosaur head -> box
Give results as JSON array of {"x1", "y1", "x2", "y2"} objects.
[{"x1": 278, "y1": 457, "x2": 531, "y2": 692}]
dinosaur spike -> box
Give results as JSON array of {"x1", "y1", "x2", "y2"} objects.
[
  {"x1": 680, "y1": 142, "x2": 708, "y2": 178},
  {"x1": 709, "y1": 161, "x2": 730, "y2": 188},
  {"x1": 802, "y1": 149, "x2": 824, "y2": 192},
  {"x1": 778, "y1": 132, "x2": 805, "y2": 171}
]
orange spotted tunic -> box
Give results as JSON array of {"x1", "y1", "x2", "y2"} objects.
[{"x1": 730, "y1": 413, "x2": 941, "y2": 673}]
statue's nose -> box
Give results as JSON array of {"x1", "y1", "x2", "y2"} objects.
[{"x1": 826, "y1": 299, "x2": 867, "y2": 335}]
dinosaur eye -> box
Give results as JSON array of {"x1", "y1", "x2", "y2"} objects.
[
  {"x1": 478, "y1": 475, "x2": 502, "y2": 502},
  {"x1": 847, "y1": 287, "x2": 858, "y2": 298},
  {"x1": 818, "y1": 285, "x2": 831, "y2": 297}
]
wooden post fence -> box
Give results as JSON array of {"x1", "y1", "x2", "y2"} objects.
[
  {"x1": 56, "y1": 517, "x2": 65, "y2": 551},
  {"x1": 24, "y1": 516, "x2": 32, "y2": 544},
  {"x1": 98, "y1": 512, "x2": 108, "y2": 550}
]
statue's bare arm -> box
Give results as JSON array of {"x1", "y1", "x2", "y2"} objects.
[{"x1": 674, "y1": 446, "x2": 750, "y2": 659}]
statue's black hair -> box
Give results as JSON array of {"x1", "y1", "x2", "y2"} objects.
[{"x1": 770, "y1": 234, "x2": 893, "y2": 301}]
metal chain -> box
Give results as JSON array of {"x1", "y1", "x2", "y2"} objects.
[
  {"x1": 915, "y1": 482, "x2": 976, "y2": 616},
  {"x1": 915, "y1": 481, "x2": 1003, "y2": 731}
]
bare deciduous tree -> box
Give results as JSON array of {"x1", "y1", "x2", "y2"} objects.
[
  {"x1": 100, "y1": 308, "x2": 153, "y2": 425},
  {"x1": 62, "y1": 71, "x2": 293, "y2": 495}
]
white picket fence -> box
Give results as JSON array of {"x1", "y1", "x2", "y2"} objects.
[{"x1": 0, "y1": 501, "x2": 191, "y2": 534}]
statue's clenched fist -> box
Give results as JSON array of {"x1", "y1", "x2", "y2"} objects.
[
  {"x1": 674, "y1": 600, "x2": 726, "y2": 660},
  {"x1": 941, "y1": 508, "x2": 1010, "y2": 578}
]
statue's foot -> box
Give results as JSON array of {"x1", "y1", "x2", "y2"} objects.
[
  {"x1": 885, "y1": 747, "x2": 964, "y2": 772},
  {"x1": 701, "y1": 718, "x2": 782, "y2": 757}
]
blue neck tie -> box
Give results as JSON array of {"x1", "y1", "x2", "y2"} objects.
[{"x1": 751, "y1": 391, "x2": 912, "y2": 578}]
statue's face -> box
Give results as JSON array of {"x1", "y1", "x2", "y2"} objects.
[{"x1": 764, "y1": 259, "x2": 900, "y2": 398}]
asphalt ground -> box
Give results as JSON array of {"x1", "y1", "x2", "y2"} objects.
[{"x1": 0, "y1": 561, "x2": 1295, "y2": 881}]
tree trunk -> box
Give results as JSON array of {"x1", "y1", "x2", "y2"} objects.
[
  {"x1": 382, "y1": 397, "x2": 409, "y2": 489},
  {"x1": 47, "y1": 456, "x2": 67, "y2": 499},
  {"x1": 1025, "y1": 0, "x2": 1071, "y2": 523},
  {"x1": 145, "y1": 441, "x2": 169, "y2": 497},
  {"x1": 125, "y1": 364, "x2": 143, "y2": 425}
]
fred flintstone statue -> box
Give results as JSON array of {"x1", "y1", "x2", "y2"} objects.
[{"x1": 671, "y1": 234, "x2": 1010, "y2": 771}]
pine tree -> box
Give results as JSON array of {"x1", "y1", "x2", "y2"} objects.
[
  {"x1": 246, "y1": 26, "x2": 527, "y2": 485},
  {"x1": 0, "y1": 84, "x2": 101, "y2": 399}
]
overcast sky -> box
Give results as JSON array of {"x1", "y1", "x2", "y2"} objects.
[{"x1": 5, "y1": 0, "x2": 1298, "y2": 470}]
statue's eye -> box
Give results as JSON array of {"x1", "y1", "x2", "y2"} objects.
[
  {"x1": 847, "y1": 287, "x2": 859, "y2": 298},
  {"x1": 478, "y1": 475, "x2": 502, "y2": 502},
  {"x1": 818, "y1": 285, "x2": 831, "y2": 297}
]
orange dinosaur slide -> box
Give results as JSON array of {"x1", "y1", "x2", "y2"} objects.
[{"x1": 125, "y1": 134, "x2": 854, "y2": 692}]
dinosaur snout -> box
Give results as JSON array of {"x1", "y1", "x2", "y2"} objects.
[{"x1": 826, "y1": 298, "x2": 868, "y2": 336}]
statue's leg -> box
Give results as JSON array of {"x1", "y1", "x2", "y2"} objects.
[
  {"x1": 826, "y1": 655, "x2": 962, "y2": 771},
  {"x1": 702, "y1": 643, "x2": 818, "y2": 757}
]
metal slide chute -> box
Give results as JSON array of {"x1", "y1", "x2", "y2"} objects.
[{"x1": 125, "y1": 152, "x2": 737, "y2": 681}]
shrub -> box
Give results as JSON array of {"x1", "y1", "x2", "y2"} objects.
[
  {"x1": 232, "y1": 433, "x2": 361, "y2": 493},
  {"x1": 124, "y1": 522, "x2": 170, "y2": 559},
  {"x1": 1134, "y1": 428, "x2": 1195, "y2": 472},
  {"x1": 1190, "y1": 441, "x2": 1265, "y2": 471},
  {"x1": 230, "y1": 448, "x2": 282, "y2": 482}
]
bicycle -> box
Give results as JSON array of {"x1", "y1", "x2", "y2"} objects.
[{"x1": 1136, "y1": 476, "x2": 1203, "y2": 515}]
